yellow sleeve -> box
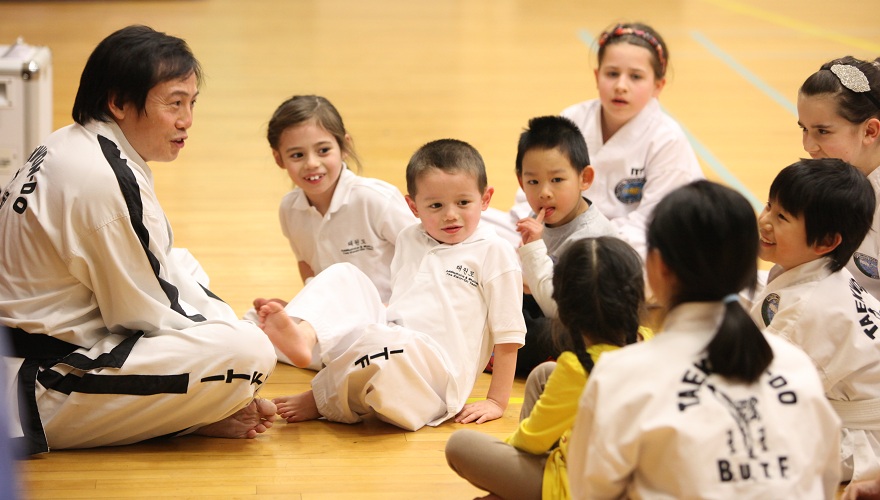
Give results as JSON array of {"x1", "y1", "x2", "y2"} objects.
[{"x1": 506, "y1": 352, "x2": 587, "y2": 454}]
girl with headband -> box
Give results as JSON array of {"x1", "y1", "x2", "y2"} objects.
[
  {"x1": 798, "y1": 56, "x2": 880, "y2": 299},
  {"x1": 559, "y1": 22, "x2": 704, "y2": 260},
  {"x1": 488, "y1": 22, "x2": 703, "y2": 262}
]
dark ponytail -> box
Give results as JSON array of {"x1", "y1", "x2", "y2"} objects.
[
  {"x1": 707, "y1": 298, "x2": 772, "y2": 383},
  {"x1": 647, "y1": 181, "x2": 772, "y2": 383}
]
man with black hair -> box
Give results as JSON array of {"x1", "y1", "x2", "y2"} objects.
[{"x1": 0, "y1": 25, "x2": 277, "y2": 454}]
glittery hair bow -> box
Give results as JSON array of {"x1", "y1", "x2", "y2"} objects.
[
  {"x1": 598, "y1": 24, "x2": 667, "y2": 75},
  {"x1": 830, "y1": 63, "x2": 880, "y2": 109}
]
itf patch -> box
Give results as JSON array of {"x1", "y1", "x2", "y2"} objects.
[
  {"x1": 853, "y1": 252, "x2": 880, "y2": 279},
  {"x1": 614, "y1": 178, "x2": 646, "y2": 204},
  {"x1": 761, "y1": 293, "x2": 780, "y2": 327}
]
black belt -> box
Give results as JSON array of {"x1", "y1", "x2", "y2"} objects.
[
  {"x1": 8, "y1": 327, "x2": 80, "y2": 360},
  {"x1": 6, "y1": 327, "x2": 80, "y2": 454}
]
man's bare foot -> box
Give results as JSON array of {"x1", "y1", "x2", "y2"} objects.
[
  {"x1": 258, "y1": 302, "x2": 316, "y2": 367},
  {"x1": 273, "y1": 390, "x2": 321, "y2": 423},
  {"x1": 194, "y1": 398, "x2": 277, "y2": 439}
]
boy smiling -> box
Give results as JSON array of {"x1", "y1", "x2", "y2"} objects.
[{"x1": 750, "y1": 158, "x2": 880, "y2": 482}]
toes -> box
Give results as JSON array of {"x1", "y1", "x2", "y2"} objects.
[{"x1": 255, "y1": 398, "x2": 277, "y2": 416}]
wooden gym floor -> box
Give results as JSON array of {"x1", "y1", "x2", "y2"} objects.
[{"x1": 2, "y1": 0, "x2": 879, "y2": 498}]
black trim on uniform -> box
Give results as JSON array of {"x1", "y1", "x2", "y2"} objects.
[
  {"x1": 97, "y1": 134, "x2": 207, "y2": 322},
  {"x1": 59, "y1": 330, "x2": 142, "y2": 372},
  {"x1": 16, "y1": 359, "x2": 48, "y2": 455},
  {"x1": 34, "y1": 331, "x2": 189, "y2": 396},
  {"x1": 200, "y1": 283, "x2": 222, "y2": 301},
  {"x1": 37, "y1": 371, "x2": 188, "y2": 396},
  {"x1": 9, "y1": 327, "x2": 80, "y2": 360}
]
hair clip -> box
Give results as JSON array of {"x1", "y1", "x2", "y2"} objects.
[
  {"x1": 830, "y1": 64, "x2": 880, "y2": 109},
  {"x1": 598, "y1": 24, "x2": 667, "y2": 75},
  {"x1": 830, "y1": 64, "x2": 872, "y2": 93}
]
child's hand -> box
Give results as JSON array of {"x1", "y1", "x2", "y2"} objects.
[
  {"x1": 454, "y1": 398, "x2": 505, "y2": 424},
  {"x1": 841, "y1": 477, "x2": 880, "y2": 500},
  {"x1": 515, "y1": 208, "x2": 545, "y2": 246}
]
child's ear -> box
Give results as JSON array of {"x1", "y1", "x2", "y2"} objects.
[
  {"x1": 517, "y1": 175, "x2": 524, "y2": 189},
  {"x1": 580, "y1": 165, "x2": 595, "y2": 190},
  {"x1": 405, "y1": 194, "x2": 419, "y2": 217},
  {"x1": 343, "y1": 133, "x2": 354, "y2": 158},
  {"x1": 652, "y1": 77, "x2": 667, "y2": 97},
  {"x1": 480, "y1": 186, "x2": 495, "y2": 211},
  {"x1": 813, "y1": 233, "x2": 843, "y2": 256},
  {"x1": 863, "y1": 118, "x2": 880, "y2": 146},
  {"x1": 272, "y1": 149, "x2": 285, "y2": 169}
]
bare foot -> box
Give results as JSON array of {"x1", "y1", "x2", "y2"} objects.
[
  {"x1": 194, "y1": 398, "x2": 277, "y2": 439},
  {"x1": 253, "y1": 297, "x2": 288, "y2": 310},
  {"x1": 258, "y1": 302, "x2": 316, "y2": 367},
  {"x1": 273, "y1": 390, "x2": 321, "y2": 423}
]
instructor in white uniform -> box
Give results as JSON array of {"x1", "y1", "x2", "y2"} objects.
[{"x1": 0, "y1": 25, "x2": 277, "y2": 454}]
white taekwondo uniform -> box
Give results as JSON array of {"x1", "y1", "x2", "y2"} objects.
[
  {"x1": 282, "y1": 222, "x2": 526, "y2": 431},
  {"x1": 248, "y1": 168, "x2": 415, "y2": 369},
  {"x1": 751, "y1": 257, "x2": 880, "y2": 481},
  {"x1": 568, "y1": 302, "x2": 840, "y2": 499},
  {"x1": 279, "y1": 167, "x2": 415, "y2": 303},
  {"x1": 0, "y1": 120, "x2": 276, "y2": 453},
  {"x1": 561, "y1": 97, "x2": 703, "y2": 259},
  {"x1": 847, "y1": 167, "x2": 880, "y2": 299}
]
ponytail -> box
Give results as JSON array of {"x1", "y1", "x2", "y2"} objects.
[
  {"x1": 647, "y1": 181, "x2": 773, "y2": 384},
  {"x1": 707, "y1": 298, "x2": 773, "y2": 383}
]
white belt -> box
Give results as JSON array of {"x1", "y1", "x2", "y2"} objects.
[{"x1": 831, "y1": 398, "x2": 880, "y2": 430}]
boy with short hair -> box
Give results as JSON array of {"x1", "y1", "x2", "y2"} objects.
[
  {"x1": 513, "y1": 115, "x2": 617, "y2": 375},
  {"x1": 260, "y1": 138, "x2": 526, "y2": 430},
  {"x1": 751, "y1": 157, "x2": 880, "y2": 482}
]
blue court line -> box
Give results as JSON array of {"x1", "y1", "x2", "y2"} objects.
[
  {"x1": 577, "y1": 28, "x2": 594, "y2": 48},
  {"x1": 690, "y1": 30, "x2": 797, "y2": 118},
  {"x1": 575, "y1": 28, "x2": 763, "y2": 210},
  {"x1": 665, "y1": 110, "x2": 764, "y2": 211}
]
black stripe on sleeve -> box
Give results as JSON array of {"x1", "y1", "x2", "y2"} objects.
[{"x1": 97, "y1": 135, "x2": 208, "y2": 322}]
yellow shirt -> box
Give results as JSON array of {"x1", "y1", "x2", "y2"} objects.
[
  {"x1": 506, "y1": 346, "x2": 616, "y2": 500},
  {"x1": 505, "y1": 327, "x2": 653, "y2": 500}
]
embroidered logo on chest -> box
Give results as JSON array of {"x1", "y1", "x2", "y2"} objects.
[
  {"x1": 853, "y1": 252, "x2": 880, "y2": 279},
  {"x1": 445, "y1": 264, "x2": 478, "y2": 287},
  {"x1": 340, "y1": 238, "x2": 374, "y2": 255},
  {"x1": 761, "y1": 293, "x2": 780, "y2": 327},
  {"x1": 614, "y1": 178, "x2": 645, "y2": 204}
]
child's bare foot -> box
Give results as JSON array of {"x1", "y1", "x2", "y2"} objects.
[
  {"x1": 273, "y1": 390, "x2": 321, "y2": 423},
  {"x1": 258, "y1": 302, "x2": 316, "y2": 367},
  {"x1": 193, "y1": 398, "x2": 277, "y2": 438},
  {"x1": 252, "y1": 297, "x2": 288, "y2": 310}
]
